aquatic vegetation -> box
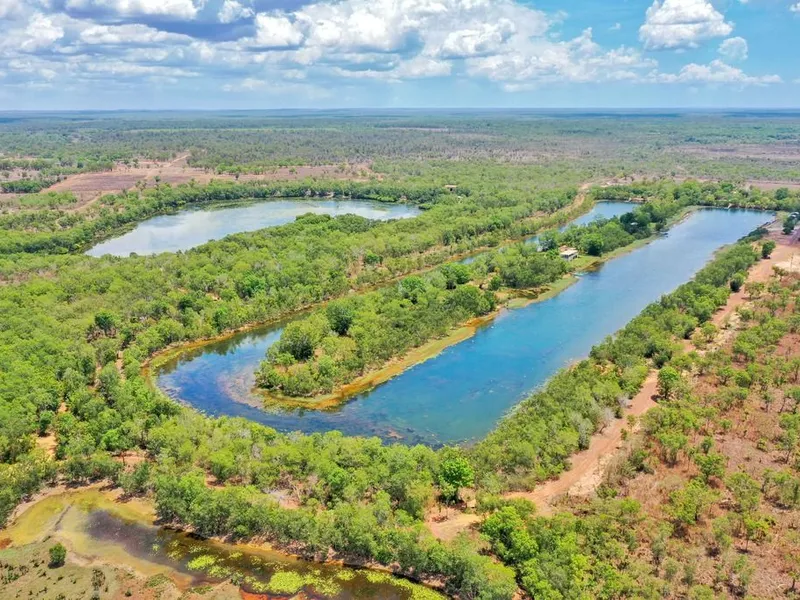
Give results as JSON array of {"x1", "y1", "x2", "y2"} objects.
[
  {"x1": 266, "y1": 571, "x2": 306, "y2": 594},
  {"x1": 186, "y1": 555, "x2": 217, "y2": 571},
  {"x1": 334, "y1": 568, "x2": 356, "y2": 581}
]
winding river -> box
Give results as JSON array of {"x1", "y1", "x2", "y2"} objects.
[
  {"x1": 155, "y1": 207, "x2": 771, "y2": 446},
  {"x1": 87, "y1": 198, "x2": 420, "y2": 257}
]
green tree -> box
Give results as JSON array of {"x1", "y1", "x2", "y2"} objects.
[
  {"x1": 729, "y1": 272, "x2": 745, "y2": 293},
  {"x1": 695, "y1": 451, "x2": 726, "y2": 483},
  {"x1": 761, "y1": 240, "x2": 776, "y2": 259},
  {"x1": 727, "y1": 472, "x2": 761, "y2": 513},
  {"x1": 669, "y1": 479, "x2": 718, "y2": 531},
  {"x1": 326, "y1": 301, "x2": 355, "y2": 335},
  {"x1": 438, "y1": 456, "x2": 474, "y2": 502},
  {"x1": 657, "y1": 366, "x2": 681, "y2": 400},
  {"x1": 94, "y1": 311, "x2": 117, "y2": 336},
  {"x1": 49, "y1": 542, "x2": 67, "y2": 567}
]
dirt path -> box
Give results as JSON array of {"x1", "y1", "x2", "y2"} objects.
[
  {"x1": 425, "y1": 229, "x2": 800, "y2": 537},
  {"x1": 711, "y1": 240, "x2": 799, "y2": 327},
  {"x1": 425, "y1": 510, "x2": 481, "y2": 542},
  {"x1": 505, "y1": 373, "x2": 659, "y2": 515}
]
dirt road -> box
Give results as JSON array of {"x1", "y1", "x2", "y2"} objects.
[{"x1": 425, "y1": 229, "x2": 800, "y2": 537}]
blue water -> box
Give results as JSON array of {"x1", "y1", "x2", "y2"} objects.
[
  {"x1": 460, "y1": 200, "x2": 634, "y2": 264},
  {"x1": 87, "y1": 198, "x2": 420, "y2": 257},
  {"x1": 156, "y1": 208, "x2": 771, "y2": 445}
]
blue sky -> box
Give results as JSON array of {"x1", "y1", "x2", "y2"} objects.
[{"x1": 0, "y1": 0, "x2": 797, "y2": 109}]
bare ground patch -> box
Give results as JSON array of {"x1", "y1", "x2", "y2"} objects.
[{"x1": 45, "y1": 159, "x2": 378, "y2": 211}]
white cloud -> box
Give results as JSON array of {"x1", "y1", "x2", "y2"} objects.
[
  {"x1": 82, "y1": 62, "x2": 196, "y2": 77},
  {"x1": 397, "y1": 56, "x2": 451, "y2": 78},
  {"x1": 253, "y1": 14, "x2": 304, "y2": 48},
  {"x1": 639, "y1": 0, "x2": 733, "y2": 50},
  {"x1": 18, "y1": 13, "x2": 65, "y2": 52},
  {"x1": 655, "y1": 59, "x2": 781, "y2": 85},
  {"x1": 438, "y1": 20, "x2": 517, "y2": 59},
  {"x1": 467, "y1": 28, "x2": 655, "y2": 86},
  {"x1": 718, "y1": 36, "x2": 748, "y2": 61},
  {"x1": 0, "y1": 0, "x2": 27, "y2": 19},
  {"x1": 64, "y1": 0, "x2": 202, "y2": 20},
  {"x1": 610, "y1": 22, "x2": 622, "y2": 31},
  {"x1": 218, "y1": 0, "x2": 253, "y2": 24},
  {"x1": 80, "y1": 23, "x2": 188, "y2": 45},
  {"x1": 791, "y1": 2, "x2": 800, "y2": 11},
  {"x1": 0, "y1": 0, "x2": 788, "y2": 97}
]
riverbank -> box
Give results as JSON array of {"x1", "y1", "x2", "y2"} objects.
[
  {"x1": 0, "y1": 486, "x2": 446, "y2": 599},
  {"x1": 426, "y1": 229, "x2": 798, "y2": 538},
  {"x1": 254, "y1": 209, "x2": 695, "y2": 411},
  {"x1": 143, "y1": 190, "x2": 600, "y2": 388}
]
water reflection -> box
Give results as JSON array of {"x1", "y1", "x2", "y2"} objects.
[{"x1": 87, "y1": 198, "x2": 420, "y2": 257}]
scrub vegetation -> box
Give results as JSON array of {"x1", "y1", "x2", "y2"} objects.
[
  {"x1": 254, "y1": 194, "x2": 704, "y2": 399},
  {"x1": 480, "y1": 266, "x2": 800, "y2": 599},
  {"x1": 2, "y1": 112, "x2": 800, "y2": 599}
]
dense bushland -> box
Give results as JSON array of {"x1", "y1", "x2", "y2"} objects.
[{"x1": 0, "y1": 178, "x2": 794, "y2": 599}]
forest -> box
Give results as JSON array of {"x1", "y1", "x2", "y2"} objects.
[
  {"x1": 254, "y1": 197, "x2": 691, "y2": 400},
  {"x1": 479, "y1": 265, "x2": 800, "y2": 598},
  {"x1": 1, "y1": 112, "x2": 800, "y2": 599}
]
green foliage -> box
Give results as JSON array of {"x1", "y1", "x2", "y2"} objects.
[
  {"x1": 0, "y1": 117, "x2": 794, "y2": 597},
  {"x1": 657, "y1": 367, "x2": 682, "y2": 400},
  {"x1": 48, "y1": 543, "x2": 67, "y2": 568},
  {"x1": 668, "y1": 479, "x2": 718, "y2": 530},
  {"x1": 481, "y1": 499, "x2": 646, "y2": 599},
  {"x1": 257, "y1": 270, "x2": 497, "y2": 397},
  {"x1": 730, "y1": 272, "x2": 745, "y2": 293},
  {"x1": 437, "y1": 455, "x2": 474, "y2": 502}
]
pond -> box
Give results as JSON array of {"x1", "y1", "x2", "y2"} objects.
[
  {"x1": 155, "y1": 208, "x2": 771, "y2": 446},
  {"x1": 0, "y1": 489, "x2": 440, "y2": 599},
  {"x1": 86, "y1": 198, "x2": 421, "y2": 257}
]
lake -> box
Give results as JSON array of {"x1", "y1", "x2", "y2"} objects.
[
  {"x1": 155, "y1": 207, "x2": 771, "y2": 446},
  {"x1": 86, "y1": 198, "x2": 421, "y2": 257}
]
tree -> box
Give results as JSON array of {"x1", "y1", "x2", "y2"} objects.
[
  {"x1": 438, "y1": 456, "x2": 474, "y2": 502},
  {"x1": 94, "y1": 311, "x2": 117, "y2": 336},
  {"x1": 761, "y1": 240, "x2": 776, "y2": 259},
  {"x1": 657, "y1": 366, "x2": 681, "y2": 400},
  {"x1": 695, "y1": 452, "x2": 726, "y2": 483},
  {"x1": 49, "y1": 542, "x2": 67, "y2": 567},
  {"x1": 729, "y1": 272, "x2": 745, "y2": 293},
  {"x1": 583, "y1": 233, "x2": 605, "y2": 256},
  {"x1": 669, "y1": 479, "x2": 718, "y2": 531},
  {"x1": 326, "y1": 301, "x2": 355, "y2": 335},
  {"x1": 727, "y1": 472, "x2": 761, "y2": 513}
]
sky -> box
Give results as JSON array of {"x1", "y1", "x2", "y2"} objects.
[{"x1": 0, "y1": 0, "x2": 798, "y2": 110}]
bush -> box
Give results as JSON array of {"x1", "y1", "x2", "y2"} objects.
[{"x1": 49, "y1": 543, "x2": 67, "y2": 567}]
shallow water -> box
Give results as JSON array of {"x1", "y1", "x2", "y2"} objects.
[
  {"x1": 0, "y1": 489, "x2": 438, "y2": 599},
  {"x1": 156, "y1": 208, "x2": 771, "y2": 445},
  {"x1": 87, "y1": 198, "x2": 420, "y2": 257}
]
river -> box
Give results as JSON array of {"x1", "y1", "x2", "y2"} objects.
[
  {"x1": 155, "y1": 207, "x2": 771, "y2": 446},
  {"x1": 86, "y1": 198, "x2": 421, "y2": 257}
]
